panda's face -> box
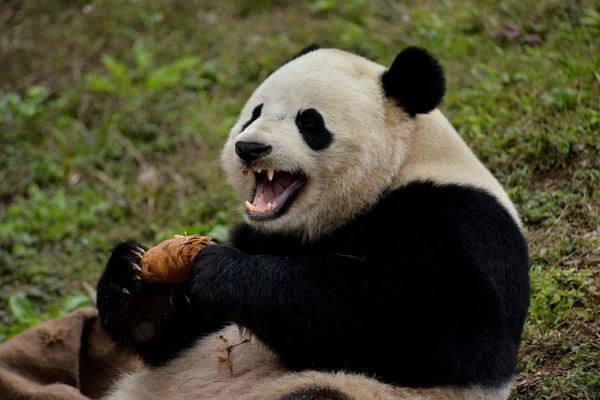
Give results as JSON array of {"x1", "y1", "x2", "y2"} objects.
[{"x1": 221, "y1": 48, "x2": 444, "y2": 240}]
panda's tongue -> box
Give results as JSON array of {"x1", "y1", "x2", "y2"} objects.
[{"x1": 250, "y1": 171, "x2": 296, "y2": 212}]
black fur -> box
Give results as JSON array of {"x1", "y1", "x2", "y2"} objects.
[
  {"x1": 295, "y1": 108, "x2": 333, "y2": 151},
  {"x1": 278, "y1": 386, "x2": 349, "y2": 400},
  {"x1": 240, "y1": 103, "x2": 263, "y2": 132},
  {"x1": 283, "y1": 44, "x2": 321, "y2": 66},
  {"x1": 194, "y1": 182, "x2": 529, "y2": 387},
  {"x1": 381, "y1": 47, "x2": 446, "y2": 116},
  {"x1": 97, "y1": 182, "x2": 529, "y2": 388},
  {"x1": 96, "y1": 241, "x2": 226, "y2": 366}
]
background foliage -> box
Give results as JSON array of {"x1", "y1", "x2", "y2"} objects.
[{"x1": 0, "y1": 0, "x2": 598, "y2": 398}]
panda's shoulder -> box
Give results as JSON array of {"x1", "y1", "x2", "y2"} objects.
[
  {"x1": 370, "y1": 180, "x2": 518, "y2": 225},
  {"x1": 351, "y1": 180, "x2": 526, "y2": 252}
]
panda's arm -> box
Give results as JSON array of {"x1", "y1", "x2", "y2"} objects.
[
  {"x1": 190, "y1": 244, "x2": 380, "y2": 370},
  {"x1": 189, "y1": 240, "x2": 511, "y2": 380}
]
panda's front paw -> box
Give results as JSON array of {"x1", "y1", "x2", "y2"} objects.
[
  {"x1": 96, "y1": 241, "x2": 146, "y2": 327},
  {"x1": 97, "y1": 241, "x2": 226, "y2": 366},
  {"x1": 97, "y1": 242, "x2": 190, "y2": 347}
]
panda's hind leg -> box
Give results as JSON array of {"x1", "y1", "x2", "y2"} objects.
[
  {"x1": 97, "y1": 241, "x2": 222, "y2": 366},
  {"x1": 248, "y1": 371, "x2": 513, "y2": 400}
]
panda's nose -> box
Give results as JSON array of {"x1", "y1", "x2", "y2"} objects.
[{"x1": 235, "y1": 141, "x2": 272, "y2": 163}]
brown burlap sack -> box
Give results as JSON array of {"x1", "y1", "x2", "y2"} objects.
[{"x1": 0, "y1": 307, "x2": 142, "y2": 400}]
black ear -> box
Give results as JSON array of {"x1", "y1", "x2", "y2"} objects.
[
  {"x1": 381, "y1": 47, "x2": 446, "y2": 116},
  {"x1": 283, "y1": 44, "x2": 320, "y2": 66}
]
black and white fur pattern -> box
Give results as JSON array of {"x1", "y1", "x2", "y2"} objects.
[{"x1": 98, "y1": 46, "x2": 529, "y2": 400}]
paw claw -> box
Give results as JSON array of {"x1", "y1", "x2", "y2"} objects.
[
  {"x1": 133, "y1": 247, "x2": 146, "y2": 259},
  {"x1": 133, "y1": 275, "x2": 141, "y2": 281},
  {"x1": 130, "y1": 262, "x2": 142, "y2": 272},
  {"x1": 122, "y1": 287, "x2": 130, "y2": 295}
]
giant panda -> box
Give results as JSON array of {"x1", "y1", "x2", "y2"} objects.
[{"x1": 97, "y1": 45, "x2": 530, "y2": 400}]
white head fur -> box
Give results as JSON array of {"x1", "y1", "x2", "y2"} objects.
[
  {"x1": 221, "y1": 46, "x2": 519, "y2": 240},
  {"x1": 221, "y1": 48, "x2": 420, "y2": 240}
]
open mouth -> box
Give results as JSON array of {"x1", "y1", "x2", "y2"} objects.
[{"x1": 244, "y1": 168, "x2": 306, "y2": 220}]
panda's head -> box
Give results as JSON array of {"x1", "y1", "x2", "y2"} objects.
[{"x1": 221, "y1": 45, "x2": 445, "y2": 240}]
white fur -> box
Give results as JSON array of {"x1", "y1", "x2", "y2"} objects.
[
  {"x1": 222, "y1": 49, "x2": 412, "y2": 240},
  {"x1": 106, "y1": 48, "x2": 520, "y2": 399},
  {"x1": 392, "y1": 109, "x2": 520, "y2": 225},
  {"x1": 103, "y1": 324, "x2": 512, "y2": 400},
  {"x1": 222, "y1": 49, "x2": 520, "y2": 241}
]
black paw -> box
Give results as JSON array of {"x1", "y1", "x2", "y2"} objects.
[
  {"x1": 97, "y1": 241, "x2": 228, "y2": 366},
  {"x1": 97, "y1": 241, "x2": 148, "y2": 335},
  {"x1": 97, "y1": 241, "x2": 146, "y2": 317},
  {"x1": 97, "y1": 241, "x2": 192, "y2": 363}
]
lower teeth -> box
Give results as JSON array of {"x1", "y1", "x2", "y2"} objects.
[{"x1": 245, "y1": 200, "x2": 276, "y2": 214}]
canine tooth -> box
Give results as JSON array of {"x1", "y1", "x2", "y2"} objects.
[
  {"x1": 245, "y1": 200, "x2": 253, "y2": 210},
  {"x1": 267, "y1": 202, "x2": 272, "y2": 211},
  {"x1": 267, "y1": 169, "x2": 274, "y2": 181},
  {"x1": 256, "y1": 168, "x2": 262, "y2": 174}
]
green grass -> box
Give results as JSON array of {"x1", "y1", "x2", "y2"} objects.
[{"x1": 1, "y1": 0, "x2": 598, "y2": 398}]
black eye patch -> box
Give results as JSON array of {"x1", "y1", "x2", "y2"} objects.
[
  {"x1": 295, "y1": 108, "x2": 333, "y2": 151},
  {"x1": 240, "y1": 103, "x2": 263, "y2": 132}
]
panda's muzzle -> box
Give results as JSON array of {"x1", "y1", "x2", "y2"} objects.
[
  {"x1": 235, "y1": 141, "x2": 272, "y2": 164},
  {"x1": 244, "y1": 168, "x2": 306, "y2": 220}
]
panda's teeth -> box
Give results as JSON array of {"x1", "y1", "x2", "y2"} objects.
[
  {"x1": 256, "y1": 168, "x2": 262, "y2": 174},
  {"x1": 267, "y1": 169, "x2": 275, "y2": 181},
  {"x1": 245, "y1": 199, "x2": 275, "y2": 214}
]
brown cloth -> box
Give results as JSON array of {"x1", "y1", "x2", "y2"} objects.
[{"x1": 0, "y1": 307, "x2": 142, "y2": 400}]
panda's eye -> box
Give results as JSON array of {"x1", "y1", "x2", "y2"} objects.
[
  {"x1": 240, "y1": 103, "x2": 263, "y2": 132},
  {"x1": 295, "y1": 108, "x2": 333, "y2": 151},
  {"x1": 295, "y1": 108, "x2": 324, "y2": 129}
]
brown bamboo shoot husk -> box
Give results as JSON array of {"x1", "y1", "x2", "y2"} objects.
[{"x1": 140, "y1": 235, "x2": 215, "y2": 283}]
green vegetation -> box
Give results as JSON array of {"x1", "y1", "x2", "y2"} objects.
[{"x1": 0, "y1": 0, "x2": 598, "y2": 398}]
